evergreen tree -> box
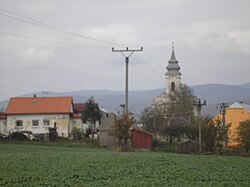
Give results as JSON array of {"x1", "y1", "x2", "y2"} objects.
[{"x1": 83, "y1": 96, "x2": 101, "y2": 138}]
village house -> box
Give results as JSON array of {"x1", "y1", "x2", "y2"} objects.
[
  {"x1": 72, "y1": 103, "x2": 90, "y2": 135},
  {"x1": 5, "y1": 96, "x2": 75, "y2": 139},
  {"x1": 99, "y1": 108, "x2": 154, "y2": 149},
  {"x1": 99, "y1": 108, "x2": 116, "y2": 147},
  {"x1": 214, "y1": 101, "x2": 250, "y2": 146}
]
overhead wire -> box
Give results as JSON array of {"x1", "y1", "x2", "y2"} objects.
[
  {"x1": 0, "y1": 7, "x2": 124, "y2": 46},
  {"x1": 130, "y1": 60, "x2": 163, "y2": 88},
  {"x1": 0, "y1": 31, "x2": 110, "y2": 49},
  {"x1": 134, "y1": 54, "x2": 164, "y2": 81},
  {"x1": 0, "y1": 7, "x2": 166, "y2": 89},
  {"x1": 130, "y1": 64, "x2": 163, "y2": 88},
  {"x1": 144, "y1": 50, "x2": 166, "y2": 72}
]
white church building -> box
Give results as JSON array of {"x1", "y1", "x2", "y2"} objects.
[{"x1": 152, "y1": 45, "x2": 182, "y2": 112}]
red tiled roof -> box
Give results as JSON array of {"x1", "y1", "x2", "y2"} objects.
[
  {"x1": 73, "y1": 103, "x2": 86, "y2": 113},
  {"x1": 6, "y1": 97, "x2": 73, "y2": 115}
]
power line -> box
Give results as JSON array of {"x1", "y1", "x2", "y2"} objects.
[
  {"x1": 0, "y1": 8, "x2": 165, "y2": 89},
  {"x1": 134, "y1": 54, "x2": 163, "y2": 81},
  {"x1": 144, "y1": 50, "x2": 165, "y2": 72},
  {"x1": 130, "y1": 60, "x2": 163, "y2": 88},
  {"x1": 0, "y1": 31, "x2": 110, "y2": 49},
  {"x1": 0, "y1": 7, "x2": 124, "y2": 46}
]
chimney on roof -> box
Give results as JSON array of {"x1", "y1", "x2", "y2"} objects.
[
  {"x1": 239, "y1": 101, "x2": 243, "y2": 104},
  {"x1": 33, "y1": 94, "x2": 37, "y2": 98}
]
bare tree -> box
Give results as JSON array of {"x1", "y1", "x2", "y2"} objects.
[{"x1": 110, "y1": 115, "x2": 135, "y2": 151}]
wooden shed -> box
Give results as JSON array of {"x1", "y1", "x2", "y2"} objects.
[{"x1": 131, "y1": 128, "x2": 153, "y2": 149}]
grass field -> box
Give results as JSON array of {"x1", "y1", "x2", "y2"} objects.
[{"x1": 0, "y1": 143, "x2": 250, "y2": 186}]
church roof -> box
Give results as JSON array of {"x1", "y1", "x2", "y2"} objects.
[
  {"x1": 166, "y1": 44, "x2": 181, "y2": 76},
  {"x1": 170, "y1": 46, "x2": 177, "y2": 61}
]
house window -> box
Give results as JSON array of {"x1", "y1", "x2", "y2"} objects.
[
  {"x1": 16, "y1": 120, "x2": 23, "y2": 128},
  {"x1": 43, "y1": 120, "x2": 50, "y2": 127},
  {"x1": 32, "y1": 120, "x2": 39, "y2": 127}
]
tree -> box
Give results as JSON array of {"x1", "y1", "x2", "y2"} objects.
[
  {"x1": 160, "y1": 116, "x2": 198, "y2": 152},
  {"x1": 200, "y1": 117, "x2": 217, "y2": 152},
  {"x1": 214, "y1": 118, "x2": 231, "y2": 154},
  {"x1": 83, "y1": 96, "x2": 101, "y2": 138},
  {"x1": 168, "y1": 84, "x2": 196, "y2": 119},
  {"x1": 140, "y1": 107, "x2": 164, "y2": 137},
  {"x1": 236, "y1": 119, "x2": 250, "y2": 152},
  {"x1": 110, "y1": 115, "x2": 135, "y2": 151}
]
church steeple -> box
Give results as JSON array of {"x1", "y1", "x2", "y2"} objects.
[
  {"x1": 166, "y1": 43, "x2": 181, "y2": 74},
  {"x1": 165, "y1": 43, "x2": 182, "y2": 94},
  {"x1": 170, "y1": 43, "x2": 177, "y2": 61}
]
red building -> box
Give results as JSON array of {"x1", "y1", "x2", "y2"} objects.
[{"x1": 131, "y1": 128, "x2": 153, "y2": 149}]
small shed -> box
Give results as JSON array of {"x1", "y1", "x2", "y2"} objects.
[{"x1": 131, "y1": 128, "x2": 153, "y2": 149}]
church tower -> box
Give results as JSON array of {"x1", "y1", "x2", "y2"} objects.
[
  {"x1": 152, "y1": 44, "x2": 182, "y2": 113},
  {"x1": 165, "y1": 44, "x2": 182, "y2": 94}
]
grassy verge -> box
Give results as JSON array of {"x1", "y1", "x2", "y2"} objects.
[{"x1": 0, "y1": 138, "x2": 99, "y2": 148}]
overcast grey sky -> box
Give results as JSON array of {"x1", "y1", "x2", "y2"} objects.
[{"x1": 0, "y1": 0, "x2": 249, "y2": 100}]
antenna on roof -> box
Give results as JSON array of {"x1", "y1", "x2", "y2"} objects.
[{"x1": 41, "y1": 84, "x2": 49, "y2": 97}]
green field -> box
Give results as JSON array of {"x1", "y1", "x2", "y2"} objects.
[{"x1": 0, "y1": 143, "x2": 250, "y2": 186}]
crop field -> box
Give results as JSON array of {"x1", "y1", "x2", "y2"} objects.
[{"x1": 0, "y1": 143, "x2": 250, "y2": 186}]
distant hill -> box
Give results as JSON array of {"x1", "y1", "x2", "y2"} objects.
[
  {"x1": 1, "y1": 83, "x2": 250, "y2": 117},
  {"x1": 240, "y1": 82, "x2": 250, "y2": 89},
  {"x1": 192, "y1": 83, "x2": 250, "y2": 104}
]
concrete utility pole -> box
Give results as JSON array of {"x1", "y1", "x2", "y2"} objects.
[
  {"x1": 112, "y1": 47, "x2": 143, "y2": 116},
  {"x1": 193, "y1": 98, "x2": 206, "y2": 153},
  {"x1": 217, "y1": 102, "x2": 229, "y2": 127},
  {"x1": 217, "y1": 102, "x2": 229, "y2": 146}
]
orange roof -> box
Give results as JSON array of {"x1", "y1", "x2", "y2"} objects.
[{"x1": 6, "y1": 96, "x2": 73, "y2": 115}]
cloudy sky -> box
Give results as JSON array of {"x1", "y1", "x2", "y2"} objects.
[{"x1": 0, "y1": 0, "x2": 249, "y2": 100}]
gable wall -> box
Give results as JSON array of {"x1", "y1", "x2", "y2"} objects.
[{"x1": 215, "y1": 108, "x2": 250, "y2": 145}]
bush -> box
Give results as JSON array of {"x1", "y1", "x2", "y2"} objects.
[{"x1": 72, "y1": 127, "x2": 83, "y2": 140}]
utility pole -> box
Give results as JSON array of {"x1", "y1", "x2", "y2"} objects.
[
  {"x1": 217, "y1": 102, "x2": 229, "y2": 128},
  {"x1": 193, "y1": 98, "x2": 206, "y2": 153},
  {"x1": 112, "y1": 47, "x2": 143, "y2": 116},
  {"x1": 217, "y1": 102, "x2": 229, "y2": 146}
]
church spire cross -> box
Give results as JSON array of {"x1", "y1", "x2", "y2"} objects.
[{"x1": 170, "y1": 42, "x2": 176, "y2": 61}]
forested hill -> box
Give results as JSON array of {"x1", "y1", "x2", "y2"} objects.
[{"x1": 1, "y1": 83, "x2": 250, "y2": 117}]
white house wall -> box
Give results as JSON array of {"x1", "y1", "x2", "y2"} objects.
[
  {"x1": 7, "y1": 114, "x2": 72, "y2": 138},
  {"x1": 0, "y1": 119, "x2": 7, "y2": 134},
  {"x1": 99, "y1": 110, "x2": 116, "y2": 147}
]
